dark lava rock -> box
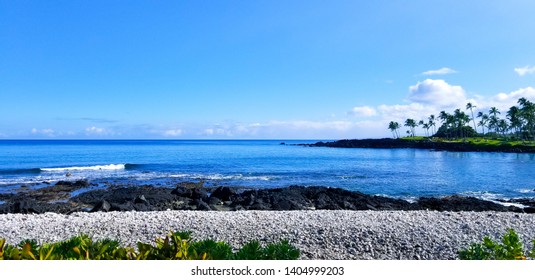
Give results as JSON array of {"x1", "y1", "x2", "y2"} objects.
[
  {"x1": 416, "y1": 196, "x2": 515, "y2": 212},
  {"x1": 73, "y1": 185, "x2": 176, "y2": 210},
  {"x1": 90, "y1": 200, "x2": 111, "y2": 212},
  {"x1": 111, "y1": 202, "x2": 134, "y2": 212},
  {"x1": 504, "y1": 198, "x2": 535, "y2": 208},
  {"x1": 0, "y1": 200, "x2": 78, "y2": 214},
  {"x1": 12, "y1": 200, "x2": 40, "y2": 214},
  {"x1": 171, "y1": 186, "x2": 191, "y2": 197},
  {"x1": 134, "y1": 195, "x2": 148, "y2": 204},
  {"x1": 1, "y1": 183, "x2": 529, "y2": 214},
  {"x1": 194, "y1": 199, "x2": 212, "y2": 211},
  {"x1": 229, "y1": 186, "x2": 416, "y2": 211},
  {"x1": 191, "y1": 188, "x2": 209, "y2": 201},
  {"x1": 55, "y1": 179, "x2": 90, "y2": 188},
  {"x1": 210, "y1": 186, "x2": 236, "y2": 201},
  {"x1": 207, "y1": 196, "x2": 221, "y2": 205},
  {"x1": 171, "y1": 186, "x2": 208, "y2": 201}
]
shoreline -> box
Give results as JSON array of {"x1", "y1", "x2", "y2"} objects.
[
  {"x1": 299, "y1": 138, "x2": 535, "y2": 153},
  {"x1": 1, "y1": 210, "x2": 535, "y2": 260},
  {"x1": 1, "y1": 182, "x2": 534, "y2": 214}
]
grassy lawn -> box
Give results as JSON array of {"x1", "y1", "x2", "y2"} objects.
[{"x1": 401, "y1": 136, "x2": 535, "y2": 147}]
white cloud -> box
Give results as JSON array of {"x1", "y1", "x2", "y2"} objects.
[
  {"x1": 408, "y1": 79, "x2": 467, "y2": 108},
  {"x1": 194, "y1": 120, "x2": 376, "y2": 139},
  {"x1": 31, "y1": 128, "x2": 55, "y2": 137},
  {"x1": 486, "y1": 87, "x2": 535, "y2": 112},
  {"x1": 273, "y1": 120, "x2": 354, "y2": 131},
  {"x1": 421, "y1": 67, "x2": 457, "y2": 76},
  {"x1": 85, "y1": 126, "x2": 113, "y2": 136},
  {"x1": 163, "y1": 129, "x2": 182, "y2": 136},
  {"x1": 378, "y1": 103, "x2": 435, "y2": 121},
  {"x1": 202, "y1": 127, "x2": 230, "y2": 136},
  {"x1": 349, "y1": 106, "x2": 377, "y2": 117},
  {"x1": 514, "y1": 65, "x2": 535, "y2": 76}
]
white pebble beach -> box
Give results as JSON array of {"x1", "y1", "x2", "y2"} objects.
[{"x1": 1, "y1": 210, "x2": 534, "y2": 260}]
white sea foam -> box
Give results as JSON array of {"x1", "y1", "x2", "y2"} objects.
[
  {"x1": 459, "y1": 191, "x2": 528, "y2": 208},
  {"x1": 40, "y1": 164, "x2": 126, "y2": 172},
  {"x1": 460, "y1": 191, "x2": 503, "y2": 201},
  {"x1": 517, "y1": 188, "x2": 535, "y2": 194}
]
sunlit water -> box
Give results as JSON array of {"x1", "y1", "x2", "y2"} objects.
[{"x1": 1, "y1": 140, "x2": 534, "y2": 201}]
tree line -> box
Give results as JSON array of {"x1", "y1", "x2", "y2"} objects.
[{"x1": 388, "y1": 97, "x2": 535, "y2": 140}]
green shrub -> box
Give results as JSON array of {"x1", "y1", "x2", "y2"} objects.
[
  {"x1": 0, "y1": 231, "x2": 300, "y2": 260},
  {"x1": 459, "y1": 229, "x2": 534, "y2": 260}
]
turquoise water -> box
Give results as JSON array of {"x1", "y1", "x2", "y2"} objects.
[{"x1": 1, "y1": 140, "x2": 534, "y2": 200}]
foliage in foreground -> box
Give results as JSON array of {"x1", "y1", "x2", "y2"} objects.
[
  {"x1": 0, "y1": 231, "x2": 300, "y2": 260},
  {"x1": 459, "y1": 229, "x2": 535, "y2": 260}
]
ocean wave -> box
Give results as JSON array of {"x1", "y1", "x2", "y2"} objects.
[
  {"x1": 460, "y1": 191, "x2": 503, "y2": 201},
  {"x1": 40, "y1": 164, "x2": 127, "y2": 172},
  {"x1": 457, "y1": 191, "x2": 529, "y2": 207},
  {"x1": 516, "y1": 188, "x2": 535, "y2": 194}
]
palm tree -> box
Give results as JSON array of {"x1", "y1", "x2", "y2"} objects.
[
  {"x1": 518, "y1": 98, "x2": 535, "y2": 140},
  {"x1": 418, "y1": 120, "x2": 425, "y2": 136},
  {"x1": 422, "y1": 123, "x2": 430, "y2": 137},
  {"x1": 439, "y1": 111, "x2": 452, "y2": 139},
  {"x1": 466, "y1": 103, "x2": 477, "y2": 133},
  {"x1": 489, "y1": 107, "x2": 500, "y2": 134},
  {"x1": 454, "y1": 109, "x2": 470, "y2": 138},
  {"x1": 498, "y1": 119, "x2": 509, "y2": 137},
  {"x1": 507, "y1": 106, "x2": 522, "y2": 137},
  {"x1": 477, "y1": 112, "x2": 489, "y2": 135},
  {"x1": 388, "y1": 121, "x2": 401, "y2": 138},
  {"x1": 404, "y1": 118, "x2": 417, "y2": 137},
  {"x1": 428, "y1": 114, "x2": 436, "y2": 136}
]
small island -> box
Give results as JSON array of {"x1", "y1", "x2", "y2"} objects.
[{"x1": 304, "y1": 97, "x2": 535, "y2": 153}]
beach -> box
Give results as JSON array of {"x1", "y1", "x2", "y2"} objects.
[{"x1": 2, "y1": 210, "x2": 535, "y2": 260}]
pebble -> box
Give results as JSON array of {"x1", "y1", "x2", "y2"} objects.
[{"x1": 1, "y1": 210, "x2": 535, "y2": 260}]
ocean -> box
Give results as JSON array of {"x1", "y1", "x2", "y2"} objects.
[{"x1": 1, "y1": 140, "x2": 534, "y2": 202}]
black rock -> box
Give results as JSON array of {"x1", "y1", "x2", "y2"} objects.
[
  {"x1": 12, "y1": 200, "x2": 40, "y2": 214},
  {"x1": 191, "y1": 188, "x2": 209, "y2": 201},
  {"x1": 171, "y1": 186, "x2": 191, "y2": 197},
  {"x1": 134, "y1": 195, "x2": 148, "y2": 204},
  {"x1": 111, "y1": 202, "x2": 136, "y2": 211},
  {"x1": 208, "y1": 196, "x2": 221, "y2": 205},
  {"x1": 211, "y1": 187, "x2": 236, "y2": 201},
  {"x1": 233, "y1": 205, "x2": 246, "y2": 211},
  {"x1": 90, "y1": 200, "x2": 111, "y2": 212},
  {"x1": 194, "y1": 199, "x2": 212, "y2": 211},
  {"x1": 55, "y1": 179, "x2": 90, "y2": 187},
  {"x1": 417, "y1": 196, "x2": 510, "y2": 212},
  {"x1": 171, "y1": 186, "x2": 208, "y2": 201},
  {"x1": 249, "y1": 202, "x2": 271, "y2": 210},
  {"x1": 73, "y1": 185, "x2": 176, "y2": 210}
]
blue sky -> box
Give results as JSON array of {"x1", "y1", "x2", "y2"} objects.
[{"x1": 1, "y1": 0, "x2": 535, "y2": 139}]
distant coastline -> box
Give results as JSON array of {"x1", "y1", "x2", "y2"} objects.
[{"x1": 299, "y1": 138, "x2": 535, "y2": 153}]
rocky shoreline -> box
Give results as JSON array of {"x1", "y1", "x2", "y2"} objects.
[
  {"x1": 1, "y1": 180, "x2": 534, "y2": 214},
  {"x1": 299, "y1": 138, "x2": 535, "y2": 153}
]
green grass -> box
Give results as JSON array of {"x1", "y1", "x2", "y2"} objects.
[
  {"x1": 0, "y1": 231, "x2": 300, "y2": 260},
  {"x1": 402, "y1": 136, "x2": 535, "y2": 147}
]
